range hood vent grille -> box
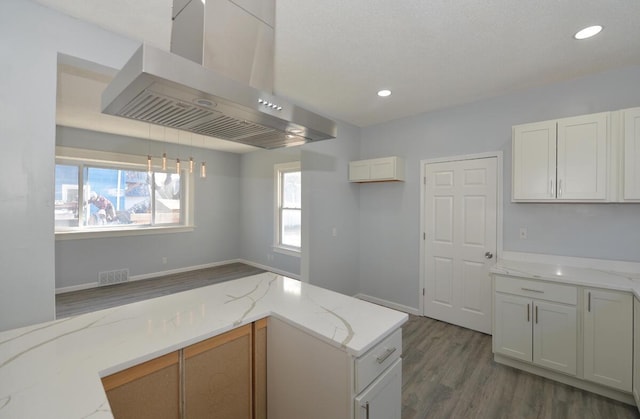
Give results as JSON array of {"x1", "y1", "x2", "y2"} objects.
[
  {"x1": 120, "y1": 90, "x2": 219, "y2": 129},
  {"x1": 102, "y1": 45, "x2": 337, "y2": 150}
]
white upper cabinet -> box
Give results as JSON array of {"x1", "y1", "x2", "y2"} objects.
[
  {"x1": 512, "y1": 112, "x2": 609, "y2": 202},
  {"x1": 623, "y1": 107, "x2": 640, "y2": 200},
  {"x1": 349, "y1": 157, "x2": 405, "y2": 182},
  {"x1": 512, "y1": 121, "x2": 557, "y2": 200}
]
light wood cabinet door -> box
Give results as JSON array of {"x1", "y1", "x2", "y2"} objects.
[
  {"x1": 253, "y1": 318, "x2": 267, "y2": 419},
  {"x1": 101, "y1": 352, "x2": 180, "y2": 419},
  {"x1": 583, "y1": 289, "x2": 632, "y2": 392},
  {"x1": 533, "y1": 301, "x2": 577, "y2": 375},
  {"x1": 512, "y1": 120, "x2": 557, "y2": 200},
  {"x1": 493, "y1": 293, "x2": 532, "y2": 362},
  {"x1": 624, "y1": 107, "x2": 640, "y2": 200},
  {"x1": 557, "y1": 113, "x2": 608, "y2": 200},
  {"x1": 184, "y1": 324, "x2": 253, "y2": 419}
]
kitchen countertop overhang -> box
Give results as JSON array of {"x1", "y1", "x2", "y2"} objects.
[{"x1": 0, "y1": 273, "x2": 408, "y2": 419}]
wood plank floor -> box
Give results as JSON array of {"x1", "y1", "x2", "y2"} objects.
[
  {"x1": 56, "y1": 262, "x2": 265, "y2": 318},
  {"x1": 402, "y1": 315, "x2": 640, "y2": 419}
]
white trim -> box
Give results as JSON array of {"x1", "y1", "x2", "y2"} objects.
[
  {"x1": 419, "y1": 151, "x2": 504, "y2": 315},
  {"x1": 237, "y1": 259, "x2": 301, "y2": 280},
  {"x1": 495, "y1": 354, "x2": 636, "y2": 406},
  {"x1": 56, "y1": 226, "x2": 194, "y2": 240},
  {"x1": 353, "y1": 293, "x2": 421, "y2": 316},
  {"x1": 55, "y1": 259, "x2": 242, "y2": 294},
  {"x1": 274, "y1": 161, "x2": 302, "y2": 252},
  {"x1": 500, "y1": 251, "x2": 640, "y2": 273},
  {"x1": 272, "y1": 245, "x2": 301, "y2": 258}
]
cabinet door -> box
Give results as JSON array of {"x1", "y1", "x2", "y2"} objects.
[
  {"x1": 557, "y1": 113, "x2": 608, "y2": 200},
  {"x1": 633, "y1": 297, "x2": 640, "y2": 405},
  {"x1": 354, "y1": 358, "x2": 402, "y2": 419},
  {"x1": 583, "y1": 289, "x2": 632, "y2": 392},
  {"x1": 533, "y1": 301, "x2": 577, "y2": 375},
  {"x1": 624, "y1": 107, "x2": 640, "y2": 200},
  {"x1": 101, "y1": 352, "x2": 180, "y2": 419},
  {"x1": 184, "y1": 324, "x2": 253, "y2": 419},
  {"x1": 493, "y1": 293, "x2": 532, "y2": 362},
  {"x1": 512, "y1": 120, "x2": 557, "y2": 200},
  {"x1": 253, "y1": 318, "x2": 268, "y2": 419},
  {"x1": 349, "y1": 161, "x2": 371, "y2": 181}
]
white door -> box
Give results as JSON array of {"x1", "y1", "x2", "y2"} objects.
[
  {"x1": 354, "y1": 359, "x2": 401, "y2": 419},
  {"x1": 583, "y1": 289, "x2": 633, "y2": 392},
  {"x1": 533, "y1": 301, "x2": 577, "y2": 375},
  {"x1": 557, "y1": 113, "x2": 608, "y2": 200},
  {"x1": 423, "y1": 157, "x2": 497, "y2": 334},
  {"x1": 493, "y1": 293, "x2": 532, "y2": 362}
]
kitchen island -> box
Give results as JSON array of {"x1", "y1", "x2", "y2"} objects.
[{"x1": 0, "y1": 273, "x2": 407, "y2": 418}]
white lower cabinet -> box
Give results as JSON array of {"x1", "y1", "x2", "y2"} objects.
[
  {"x1": 354, "y1": 359, "x2": 402, "y2": 419},
  {"x1": 268, "y1": 317, "x2": 402, "y2": 419},
  {"x1": 493, "y1": 274, "x2": 636, "y2": 403},
  {"x1": 583, "y1": 288, "x2": 633, "y2": 392},
  {"x1": 633, "y1": 297, "x2": 640, "y2": 405},
  {"x1": 494, "y1": 282, "x2": 577, "y2": 376}
]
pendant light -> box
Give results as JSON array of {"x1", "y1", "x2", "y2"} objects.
[
  {"x1": 176, "y1": 158, "x2": 181, "y2": 174},
  {"x1": 162, "y1": 153, "x2": 167, "y2": 171},
  {"x1": 200, "y1": 161, "x2": 207, "y2": 178}
]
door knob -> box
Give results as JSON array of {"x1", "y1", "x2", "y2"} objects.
[{"x1": 485, "y1": 251, "x2": 493, "y2": 259}]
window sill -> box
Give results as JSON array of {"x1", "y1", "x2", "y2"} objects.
[
  {"x1": 55, "y1": 225, "x2": 194, "y2": 241},
  {"x1": 273, "y1": 245, "x2": 301, "y2": 258}
]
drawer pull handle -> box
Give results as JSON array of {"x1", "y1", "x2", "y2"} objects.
[
  {"x1": 376, "y1": 347, "x2": 397, "y2": 364},
  {"x1": 364, "y1": 401, "x2": 370, "y2": 419},
  {"x1": 527, "y1": 304, "x2": 530, "y2": 322},
  {"x1": 521, "y1": 287, "x2": 544, "y2": 293},
  {"x1": 535, "y1": 305, "x2": 538, "y2": 324}
]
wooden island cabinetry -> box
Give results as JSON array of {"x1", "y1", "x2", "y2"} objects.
[{"x1": 102, "y1": 322, "x2": 264, "y2": 419}]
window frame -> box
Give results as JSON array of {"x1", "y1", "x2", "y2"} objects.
[
  {"x1": 55, "y1": 146, "x2": 194, "y2": 240},
  {"x1": 274, "y1": 161, "x2": 302, "y2": 256}
]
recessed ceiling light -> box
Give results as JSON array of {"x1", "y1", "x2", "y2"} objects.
[
  {"x1": 574, "y1": 25, "x2": 603, "y2": 40},
  {"x1": 377, "y1": 89, "x2": 392, "y2": 97}
]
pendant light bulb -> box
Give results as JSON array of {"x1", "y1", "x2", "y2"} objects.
[
  {"x1": 200, "y1": 161, "x2": 207, "y2": 179},
  {"x1": 176, "y1": 158, "x2": 181, "y2": 174},
  {"x1": 189, "y1": 157, "x2": 194, "y2": 174},
  {"x1": 147, "y1": 155, "x2": 152, "y2": 173},
  {"x1": 162, "y1": 153, "x2": 167, "y2": 170}
]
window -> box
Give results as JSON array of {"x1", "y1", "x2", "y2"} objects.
[
  {"x1": 55, "y1": 147, "x2": 192, "y2": 237},
  {"x1": 275, "y1": 162, "x2": 301, "y2": 253}
]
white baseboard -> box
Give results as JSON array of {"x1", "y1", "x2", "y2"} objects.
[
  {"x1": 237, "y1": 259, "x2": 301, "y2": 280},
  {"x1": 56, "y1": 259, "x2": 247, "y2": 294},
  {"x1": 501, "y1": 251, "x2": 640, "y2": 273},
  {"x1": 354, "y1": 293, "x2": 421, "y2": 315}
]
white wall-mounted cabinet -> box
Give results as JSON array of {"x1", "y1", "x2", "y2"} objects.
[
  {"x1": 512, "y1": 112, "x2": 609, "y2": 202},
  {"x1": 633, "y1": 297, "x2": 640, "y2": 406},
  {"x1": 583, "y1": 289, "x2": 633, "y2": 392},
  {"x1": 623, "y1": 107, "x2": 640, "y2": 200},
  {"x1": 493, "y1": 277, "x2": 577, "y2": 376},
  {"x1": 349, "y1": 157, "x2": 405, "y2": 182}
]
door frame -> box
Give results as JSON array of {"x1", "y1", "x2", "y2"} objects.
[{"x1": 419, "y1": 151, "x2": 504, "y2": 316}]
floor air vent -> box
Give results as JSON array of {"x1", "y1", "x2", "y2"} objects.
[{"x1": 98, "y1": 269, "x2": 130, "y2": 286}]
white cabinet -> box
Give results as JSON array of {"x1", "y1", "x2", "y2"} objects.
[
  {"x1": 354, "y1": 359, "x2": 401, "y2": 419},
  {"x1": 583, "y1": 289, "x2": 632, "y2": 392},
  {"x1": 623, "y1": 107, "x2": 640, "y2": 200},
  {"x1": 512, "y1": 112, "x2": 609, "y2": 202},
  {"x1": 268, "y1": 317, "x2": 402, "y2": 419},
  {"x1": 633, "y1": 297, "x2": 640, "y2": 406},
  {"x1": 349, "y1": 157, "x2": 405, "y2": 182},
  {"x1": 493, "y1": 276, "x2": 577, "y2": 375}
]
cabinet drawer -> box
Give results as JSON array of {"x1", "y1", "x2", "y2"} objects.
[
  {"x1": 355, "y1": 328, "x2": 402, "y2": 394},
  {"x1": 495, "y1": 276, "x2": 577, "y2": 305}
]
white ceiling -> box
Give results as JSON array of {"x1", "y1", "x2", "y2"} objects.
[{"x1": 42, "y1": 0, "x2": 640, "y2": 150}]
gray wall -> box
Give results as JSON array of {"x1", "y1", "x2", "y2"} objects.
[
  {"x1": 0, "y1": 0, "x2": 140, "y2": 331},
  {"x1": 55, "y1": 127, "x2": 242, "y2": 289},
  {"x1": 240, "y1": 148, "x2": 302, "y2": 277},
  {"x1": 301, "y1": 121, "x2": 361, "y2": 296},
  {"x1": 358, "y1": 65, "x2": 640, "y2": 311}
]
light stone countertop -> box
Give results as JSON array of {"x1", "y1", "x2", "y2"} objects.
[
  {"x1": 0, "y1": 273, "x2": 408, "y2": 419},
  {"x1": 491, "y1": 259, "x2": 640, "y2": 298}
]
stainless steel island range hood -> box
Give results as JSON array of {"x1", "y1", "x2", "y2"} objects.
[{"x1": 102, "y1": 1, "x2": 336, "y2": 150}]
